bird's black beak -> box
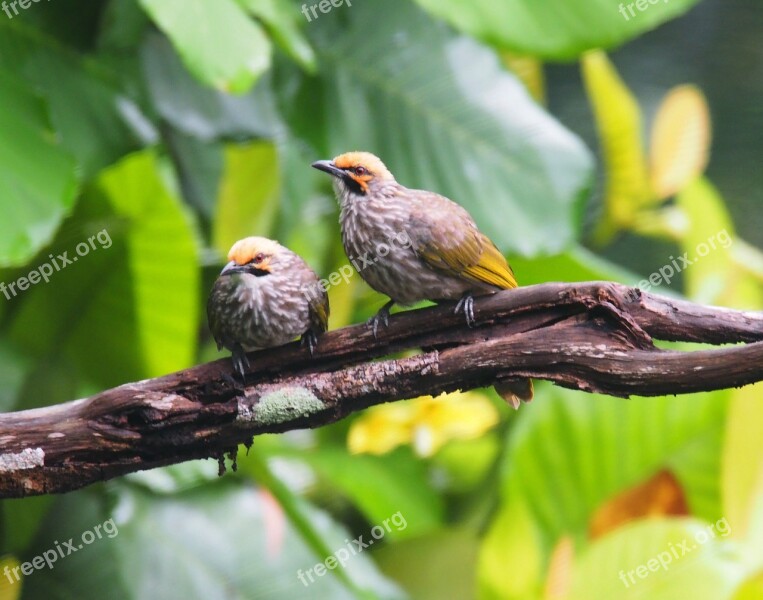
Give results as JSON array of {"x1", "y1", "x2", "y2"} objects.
[
  {"x1": 220, "y1": 261, "x2": 246, "y2": 276},
  {"x1": 311, "y1": 160, "x2": 345, "y2": 179},
  {"x1": 221, "y1": 261, "x2": 270, "y2": 277}
]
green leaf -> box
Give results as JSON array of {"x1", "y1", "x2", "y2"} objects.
[
  {"x1": 569, "y1": 518, "x2": 749, "y2": 600},
  {"x1": 8, "y1": 151, "x2": 199, "y2": 391},
  {"x1": 242, "y1": 453, "x2": 401, "y2": 599},
  {"x1": 675, "y1": 178, "x2": 762, "y2": 308},
  {"x1": 0, "y1": 71, "x2": 77, "y2": 267},
  {"x1": 374, "y1": 529, "x2": 481, "y2": 600},
  {"x1": 722, "y1": 384, "x2": 763, "y2": 544},
  {"x1": 138, "y1": 0, "x2": 272, "y2": 94},
  {"x1": 478, "y1": 385, "x2": 729, "y2": 597},
  {"x1": 162, "y1": 128, "x2": 224, "y2": 227},
  {"x1": 1, "y1": 495, "x2": 54, "y2": 557},
  {"x1": 508, "y1": 244, "x2": 642, "y2": 287},
  {"x1": 279, "y1": 0, "x2": 593, "y2": 255},
  {"x1": 411, "y1": 0, "x2": 702, "y2": 60},
  {"x1": 19, "y1": 489, "x2": 128, "y2": 599},
  {"x1": 0, "y1": 555, "x2": 21, "y2": 600},
  {"x1": 22, "y1": 482, "x2": 402, "y2": 600},
  {"x1": 0, "y1": 21, "x2": 147, "y2": 180},
  {"x1": 649, "y1": 85, "x2": 711, "y2": 200},
  {"x1": 237, "y1": 0, "x2": 317, "y2": 72},
  {"x1": 734, "y1": 572, "x2": 763, "y2": 600},
  {"x1": 275, "y1": 447, "x2": 444, "y2": 540},
  {"x1": 504, "y1": 387, "x2": 728, "y2": 539},
  {"x1": 477, "y1": 497, "x2": 544, "y2": 599},
  {"x1": 212, "y1": 142, "x2": 281, "y2": 257},
  {"x1": 97, "y1": 0, "x2": 151, "y2": 51},
  {"x1": 141, "y1": 32, "x2": 279, "y2": 140},
  {"x1": 581, "y1": 50, "x2": 652, "y2": 243},
  {"x1": 0, "y1": 341, "x2": 29, "y2": 412}
]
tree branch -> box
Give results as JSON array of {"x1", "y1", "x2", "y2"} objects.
[{"x1": 1, "y1": 282, "x2": 762, "y2": 498}]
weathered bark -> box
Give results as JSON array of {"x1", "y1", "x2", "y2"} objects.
[{"x1": 0, "y1": 282, "x2": 761, "y2": 499}]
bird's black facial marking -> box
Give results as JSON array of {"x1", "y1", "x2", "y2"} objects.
[
  {"x1": 245, "y1": 255, "x2": 271, "y2": 277},
  {"x1": 247, "y1": 266, "x2": 270, "y2": 277},
  {"x1": 343, "y1": 174, "x2": 367, "y2": 195}
]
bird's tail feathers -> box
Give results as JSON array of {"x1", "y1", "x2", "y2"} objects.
[{"x1": 494, "y1": 378, "x2": 534, "y2": 410}]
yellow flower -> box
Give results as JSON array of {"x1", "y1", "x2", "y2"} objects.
[{"x1": 348, "y1": 390, "x2": 499, "y2": 458}]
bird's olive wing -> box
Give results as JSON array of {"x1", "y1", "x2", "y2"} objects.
[
  {"x1": 409, "y1": 193, "x2": 517, "y2": 290},
  {"x1": 308, "y1": 285, "x2": 330, "y2": 333}
]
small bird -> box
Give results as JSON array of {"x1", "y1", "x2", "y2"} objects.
[
  {"x1": 312, "y1": 152, "x2": 533, "y2": 408},
  {"x1": 207, "y1": 237, "x2": 329, "y2": 381}
]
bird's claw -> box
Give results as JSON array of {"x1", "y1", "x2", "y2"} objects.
[
  {"x1": 455, "y1": 294, "x2": 476, "y2": 328},
  {"x1": 367, "y1": 302, "x2": 393, "y2": 339},
  {"x1": 231, "y1": 346, "x2": 250, "y2": 384},
  {"x1": 301, "y1": 330, "x2": 319, "y2": 356}
]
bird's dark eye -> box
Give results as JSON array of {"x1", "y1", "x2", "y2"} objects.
[
  {"x1": 353, "y1": 166, "x2": 367, "y2": 176},
  {"x1": 253, "y1": 253, "x2": 266, "y2": 264}
]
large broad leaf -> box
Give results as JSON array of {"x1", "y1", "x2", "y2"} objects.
[
  {"x1": 722, "y1": 384, "x2": 763, "y2": 545},
  {"x1": 138, "y1": 0, "x2": 271, "y2": 94},
  {"x1": 140, "y1": 33, "x2": 279, "y2": 140},
  {"x1": 374, "y1": 529, "x2": 481, "y2": 600},
  {"x1": 21, "y1": 481, "x2": 403, "y2": 600},
  {"x1": 411, "y1": 0, "x2": 702, "y2": 60},
  {"x1": 477, "y1": 495, "x2": 545, "y2": 600},
  {"x1": 0, "y1": 71, "x2": 77, "y2": 267},
  {"x1": 212, "y1": 142, "x2": 281, "y2": 257},
  {"x1": 676, "y1": 178, "x2": 762, "y2": 308},
  {"x1": 478, "y1": 385, "x2": 729, "y2": 598},
  {"x1": 508, "y1": 245, "x2": 642, "y2": 287},
  {"x1": 236, "y1": 0, "x2": 316, "y2": 72},
  {"x1": 278, "y1": 0, "x2": 593, "y2": 256},
  {"x1": 7, "y1": 151, "x2": 199, "y2": 397},
  {"x1": 0, "y1": 21, "x2": 147, "y2": 180},
  {"x1": 288, "y1": 447, "x2": 444, "y2": 540},
  {"x1": 569, "y1": 518, "x2": 749, "y2": 600},
  {"x1": 254, "y1": 442, "x2": 444, "y2": 541}
]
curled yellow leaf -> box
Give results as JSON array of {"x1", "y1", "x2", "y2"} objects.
[
  {"x1": 581, "y1": 50, "x2": 651, "y2": 243},
  {"x1": 650, "y1": 85, "x2": 711, "y2": 199},
  {"x1": 502, "y1": 52, "x2": 546, "y2": 105}
]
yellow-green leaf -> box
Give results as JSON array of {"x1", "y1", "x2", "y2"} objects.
[
  {"x1": 675, "y1": 177, "x2": 761, "y2": 307},
  {"x1": 212, "y1": 142, "x2": 280, "y2": 257},
  {"x1": 582, "y1": 51, "x2": 651, "y2": 243},
  {"x1": 478, "y1": 498, "x2": 544, "y2": 599},
  {"x1": 502, "y1": 52, "x2": 545, "y2": 104},
  {"x1": 0, "y1": 555, "x2": 21, "y2": 600},
  {"x1": 722, "y1": 384, "x2": 763, "y2": 545},
  {"x1": 138, "y1": 0, "x2": 271, "y2": 94},
  {"x1": 650, "y1": 85, "x2": 711, "y2": 200}
]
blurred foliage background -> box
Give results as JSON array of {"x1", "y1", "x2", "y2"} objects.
[{"x1": 0, "y1": 0, "x2": 762, "y2": 598}]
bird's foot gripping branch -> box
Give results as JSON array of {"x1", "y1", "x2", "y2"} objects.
[{"x1": 1, "y1": 281, "x2": 763, "y2": 499}]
